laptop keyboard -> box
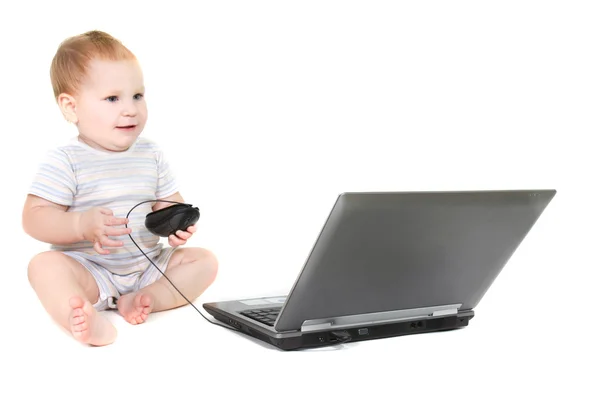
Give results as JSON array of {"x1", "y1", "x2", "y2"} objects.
[{"x1": 240, "y1": 307, "x2": 282, "y2": 326}]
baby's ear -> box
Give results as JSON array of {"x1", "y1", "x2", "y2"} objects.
[{"x1": 57, "y1": 93, "x2": 78, "y2": 124}]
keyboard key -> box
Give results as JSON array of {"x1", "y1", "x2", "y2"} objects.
[{"x1": 241, "y1": 307, "x2": 282, "y2": 326}]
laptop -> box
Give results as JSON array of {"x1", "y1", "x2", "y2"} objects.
[{"x1": 203, "y1": 189, "x2": 556, "y2": 350}]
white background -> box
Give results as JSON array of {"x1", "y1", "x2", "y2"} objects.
[{"x1": 1, "y1": 1, "x2": 598, "y2": 399}]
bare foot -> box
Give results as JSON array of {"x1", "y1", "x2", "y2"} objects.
[
  {"x1": 117, "y1": 292, "x2": 154, "y2": 325},
  {"x1": 69, "y1": 296, "x2": 117, "y2": 346}
]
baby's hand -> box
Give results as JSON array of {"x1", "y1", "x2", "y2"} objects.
[
  {"x1": 79, "y1": 207, "x2": 132, "y2": 255},
  {"x1": 168, "y1": 225, "x2": 196, "y2": 247}
]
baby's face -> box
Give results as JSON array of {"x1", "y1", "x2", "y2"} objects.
[{"x1": 73, "y1": 59, "x2": 147, "y2": 152}]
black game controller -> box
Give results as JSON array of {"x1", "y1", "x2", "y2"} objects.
[{"x1": 145, "y1": 203, "x2": 200, "y2": 237}]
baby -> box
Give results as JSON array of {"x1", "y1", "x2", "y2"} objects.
[{"x1": 23, "y1": 30, "x2": 218, "y2": 346}]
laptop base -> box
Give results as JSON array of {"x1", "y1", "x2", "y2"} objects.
[{"x1": 207, "y1": 309, "x2": 475, "y2": 351}]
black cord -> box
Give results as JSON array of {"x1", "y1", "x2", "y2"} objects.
[
  {"x1": 124, "y1": 199, "x2": 243, "y2": 334},
  {"x1": 125, "y1": 199, "x2": 347, "y2": 347}
]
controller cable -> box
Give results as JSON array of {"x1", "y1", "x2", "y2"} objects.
[
  {"x1": 124, "y1": 200, "x2": 245, "y2": 335},
  {"x1": 125, "y1": 199, "x2": 349, "y2": 346}
]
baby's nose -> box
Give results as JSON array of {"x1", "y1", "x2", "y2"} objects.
[{"x1": 121, "y1": 100, "x2": 138, "y2": 116}]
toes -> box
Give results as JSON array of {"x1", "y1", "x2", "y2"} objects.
[
  {"x1": 71, "y1": 307, "x2": 84, "y2": 318},
  {"x1": 72, "y1": 321, "x2": 88, "y2": 332},
  {"x1": 127, "y1": 309, "x2": 148, "y2": 325},
  {"x1": 134, "y1": 293, "x2": 153, "y2": 310},
  {"x1": 69, "y1": 296, "x2": 84, "y2": 309},
  {"x1": 127, "y1": 312, "x2": 146, "y2": 325},
  {"x1": 139, "y1": 294, "x2": 152, "y2": 307},
  {"x1": 82, "y1": 300, "x2": 95, "y2": 315},
  {"x1": 72, "y1": 331, "x2": 84, "y2": 340},
  {"x1": 119, "y1": 293, "x2": 153, "y2": 325}
]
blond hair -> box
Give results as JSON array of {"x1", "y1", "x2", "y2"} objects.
[{"x1": 50, "y1": 30, "x2": 136, "y2": 101}]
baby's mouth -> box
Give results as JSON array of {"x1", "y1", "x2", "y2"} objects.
[{"x1": 116, "y1": 125, "x2": 136, "y2": 130}]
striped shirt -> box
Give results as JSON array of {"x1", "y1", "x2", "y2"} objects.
[{"x1": 28, "y1": 136, "x2": 179, "y2": 263}]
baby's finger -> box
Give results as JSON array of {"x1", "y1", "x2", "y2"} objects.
[
  {"x1": 169, "y1": 235, "x2": 185, "y2": 246},
  {"x1": 169, "y1": 235, "x2": 186, "y2": 247},
  {"x1": 175, "y1": 230, "x2": 192, "y2": 240},
  {"x1": 99, "y1": 235, "x2": 125, "y2": 248},
  {"x1": 186, "y1": 225, "x2": 197, "y2": 233},
  {"x1": 105, "y1": 216, "x2": 129, "y2": 226},
  {"x1": 93, "y1": 241, "x2": 110, "y2": 255},
  {"x1": 105, "y1": 227, "x2": 133, "y2": 237}
]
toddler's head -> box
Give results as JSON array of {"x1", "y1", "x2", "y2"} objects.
[{"x1": 50, "y1": 30, "x2": 147, "y2": 152}]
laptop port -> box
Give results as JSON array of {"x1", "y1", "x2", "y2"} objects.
[{"x1": 410, "y1": 321, "x2": 424, "y2": 329}]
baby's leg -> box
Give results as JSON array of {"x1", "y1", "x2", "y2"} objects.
[
  {"x1": 27, "y1": 251, "x2": 117, "y2": 346},
  {"x1": 117, "y1": 248, "x2": 218, "y2": 324}
]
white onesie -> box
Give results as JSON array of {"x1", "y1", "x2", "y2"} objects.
[{"x1": 28, "y1": 136, "x2": 180, "y2": 310}]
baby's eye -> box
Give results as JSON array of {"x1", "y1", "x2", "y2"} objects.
[
  {"x1": 134, "y1": 93, "x2": 144, "y2": 100},
  {"x1": 106, "y1": 96, "x2": 118, "y2": 102}
]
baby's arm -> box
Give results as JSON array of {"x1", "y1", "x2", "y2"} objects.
[
  {"x1": 22, "y1": 194, "x2": 132, "y2": 254},
  {"x1": 22, "y1": 194, "x2": 83, "y2": 245}
]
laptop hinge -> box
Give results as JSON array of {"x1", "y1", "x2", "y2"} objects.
[{"x1": 300, "y1": 304, "x2": 462, "y2": 332}]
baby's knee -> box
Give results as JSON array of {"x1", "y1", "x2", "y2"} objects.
[
  {"x1": 186, "y1": 247, "x2": 218, "y2": 282},
  {"x1": 199, "y1": 248, "x2": 219, "y2": 280},
  {"x1": 27, "y1": 251, "x2": 69, "y2": 283},
  {"x1": 28, "y1": 251, "x2": 52, "y2": 280}
]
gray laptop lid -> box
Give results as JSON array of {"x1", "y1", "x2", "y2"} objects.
[{"x1": 274, "y1": 190, "x2": 556, "y2": 332}]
